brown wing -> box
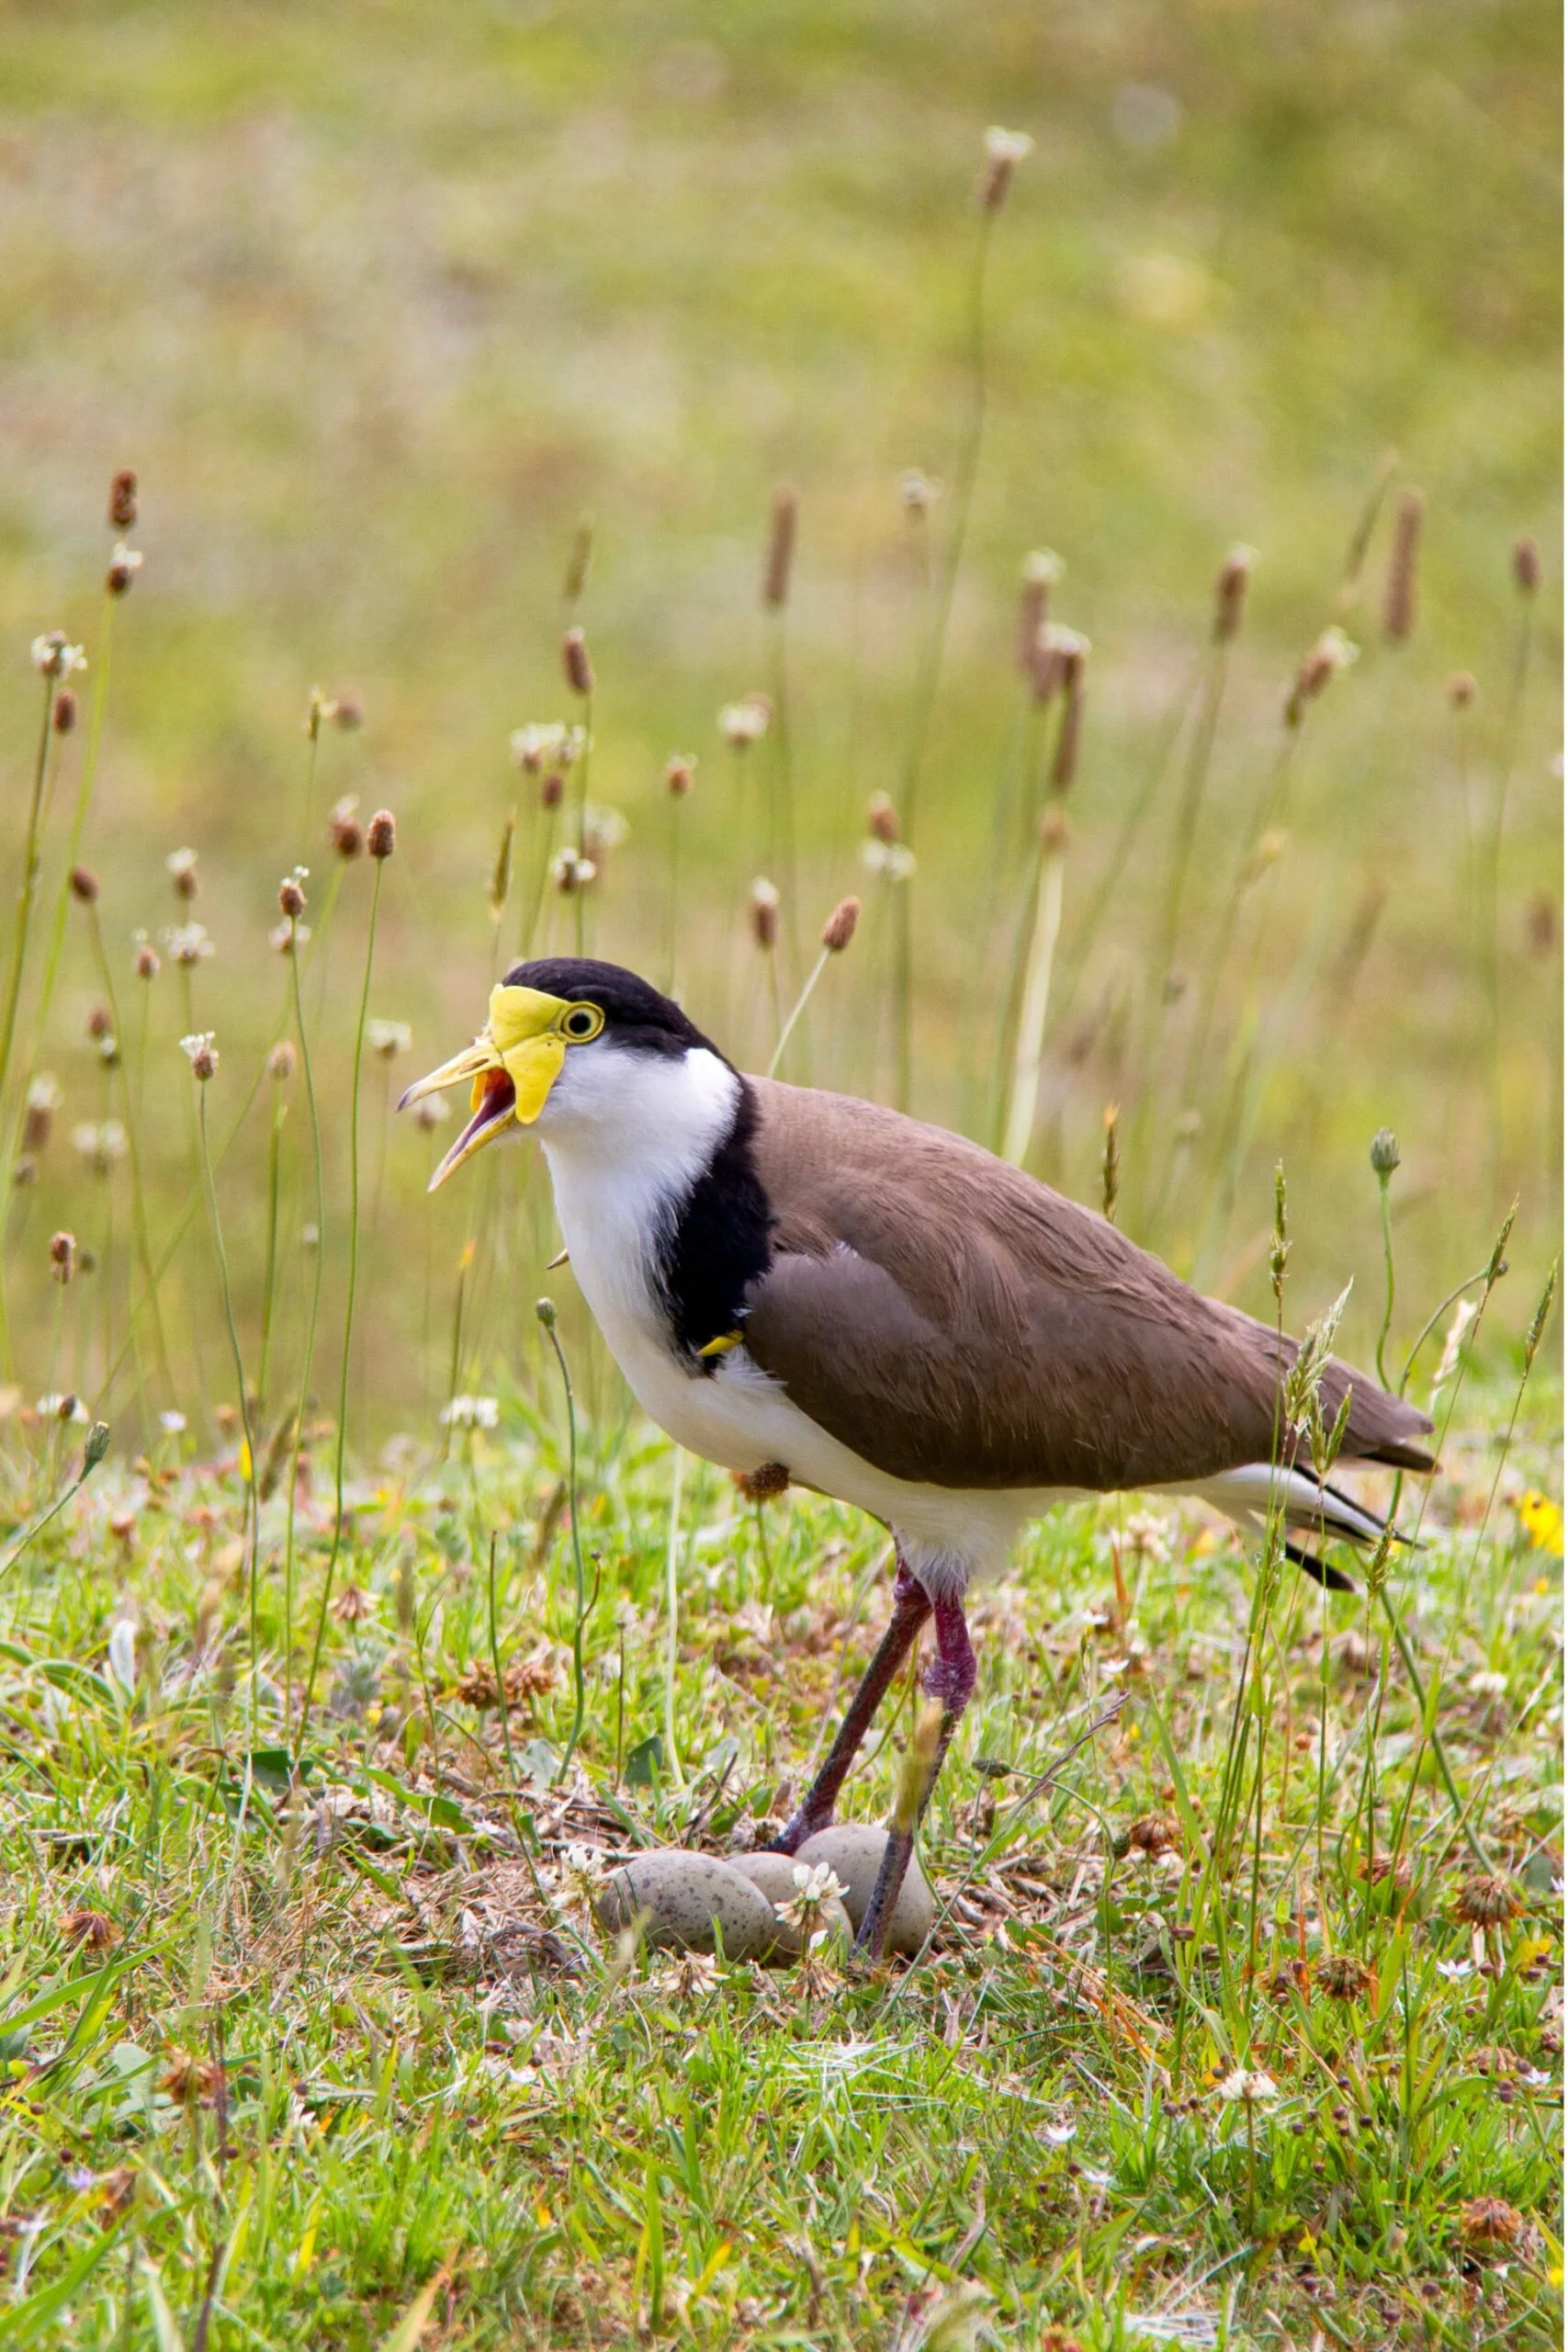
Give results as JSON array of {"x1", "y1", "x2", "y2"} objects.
[{"x1": 739, "y1": 1080, "x2": 1435, "y2": 1493}]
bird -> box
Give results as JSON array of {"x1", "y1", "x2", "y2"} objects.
[{"x1": 400, "y1": 957, "x2": 1434, "y2": 1961}]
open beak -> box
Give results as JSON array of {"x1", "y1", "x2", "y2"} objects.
[{"x1": 398, "y1": 987, "x2": 573, "y2": 1191}]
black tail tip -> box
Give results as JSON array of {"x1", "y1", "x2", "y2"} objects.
[{"x1": 1285, "y1": 1539, "x2": 1357, "y2": 1594}]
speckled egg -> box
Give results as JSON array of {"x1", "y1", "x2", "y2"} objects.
[
  {"x1": 794, "y1": 1824, "x2": 936, "y2": 1956},
  {"x1": 726, "y1": 1850, "x2": 854, "y2": 1962},
  {"x1": 593, "y1": 1849, "x2": 777, "y2": 1961}
]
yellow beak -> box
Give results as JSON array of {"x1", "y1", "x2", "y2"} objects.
[{"x1": 398, "y1": 985, "x2": 575, "y2": 1191}]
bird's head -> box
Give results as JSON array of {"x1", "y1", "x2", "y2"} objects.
[{"x1": 398, "y1": 958, "x2": 716, "y2": 1190}]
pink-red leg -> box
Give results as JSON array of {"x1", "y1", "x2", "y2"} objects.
[
  {"x1": 855, "y1": 1589, "x2": 976, "y2": 1961},
  {"x1": 768, "y1": 1559, "x2": 931, "y2": 1856}
]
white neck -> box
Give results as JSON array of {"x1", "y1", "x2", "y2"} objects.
[{"x1": 536, "y1": 1043, "x2": 741, "y2": 1326}]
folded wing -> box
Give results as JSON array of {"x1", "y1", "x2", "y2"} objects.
[{"x1": 740, "y1": 1080, "x2": 1435, "y2": 1494}]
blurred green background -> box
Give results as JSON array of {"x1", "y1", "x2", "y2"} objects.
[{"x1": 0, "y1": 0, "x2": 1560, "y2": 1437}]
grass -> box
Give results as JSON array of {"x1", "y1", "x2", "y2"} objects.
[
  {"x1": 0, "y1": 5, "x2": 1560, "y2": 2343},
  {"x1": 0, "y1": 1372, "x2": 1559, "y2": 2346}
]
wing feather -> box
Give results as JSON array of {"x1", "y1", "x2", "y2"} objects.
[{"x1": 739, "y1": 1080, "x2": 1435, "y2": 1493}]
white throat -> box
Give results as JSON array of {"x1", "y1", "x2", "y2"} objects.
[{"x1": 536, "y1": 1042, "x2": 741, "y2": 1337}]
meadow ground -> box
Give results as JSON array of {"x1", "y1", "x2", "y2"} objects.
[
  {"x1": 0, "y1": 3, "x2": 1561, "y2": 2346},
  {"x1": 0, "y1": 1365, "x2": 1560, "y2": 2347}
]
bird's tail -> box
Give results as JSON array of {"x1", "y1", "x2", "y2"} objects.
[{"x1": 1181, "y1": 1461, "x2": 1408, "y2": 1594}]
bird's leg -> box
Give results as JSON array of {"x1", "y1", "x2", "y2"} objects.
[
  {"x1": 855, "y1": 1589, "x2": 976, "y2": 1962},
  {"x1": 767, "y1": 1559, "x2": 931, "y2": 1856}
]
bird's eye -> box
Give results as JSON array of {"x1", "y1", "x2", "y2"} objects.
[{"x1": 561, "y1": 1003, "x2": 604, "y2": 1042}]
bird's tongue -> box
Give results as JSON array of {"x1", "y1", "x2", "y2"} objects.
[{"x1": 456, "y1": 1064, "x2": 515, "y2": 1152}]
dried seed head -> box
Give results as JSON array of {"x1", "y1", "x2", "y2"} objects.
[
  {"x1": 107, "y1": 469, "x2": 138, "y2": 530},
  {"x1": 1461, "y1": 2197, "x2": 1525, "y2": 2247},
  {"x1": 561, "y1": 627, "x2": 593, "y2": 697},
  {"x1": 69, "y1": 866, "x2": 99, "y2": 904},
  {"x1": 1127, "y1": 1814, "x2": 1174, "y2": 1856},
  {"x1": 51, "y1": 1229, "x2": 76, "y2": 1282},
  {"x1": 1213, "y1": 543, "x2": 1257, "y2": 644},
  {"x1": 1315, "y1": 1952, "x2": 1371, "y2": 2001},
  {"x1": 1513, "y1": 536, "x2": 1540, "y2": 595},
  {"x1": 1382, "y1": 488, "x2": 1424, "y2": 642},
  {"x1": 133, "y1": 938, "x2": 160, "y2": 981},
  {"x1": 1031, "y1": 620, "x2": 1090, "y2": 708},
  {"x1": 52, "y1": 687, "x2": 77, "y2": 733},
  {"x1": 1050, "y1": 648, "x2": 1087, "y2": 792},
  {"x1": 719, "y1": 694, "x2": 771, "y2": 748},
  {"x1": 1040, "y1": 803, "x2": 1071, "y2": 854},
  {"x1": 267, "y1": 1040, "x2": 297, "y2": 1082},
  {"x1": 1284, "y1": 627, "x2": 1359, "y2": 727},
  {"x1": 867, "y1": 792, "x2": 899, "y2": 844},
  {"x1": 1527, "y1": 893, "x2": 1558, "y2": 956},
  {"x1": 665, "y1": 753, "x2": 696, "y2": 797},
  {"x1": 330, "y1": 796, "x2": 364, "y2": 858},
  {"x1": 563, "y1": 516, "x2": 594, "y2": 605},
  {"x1": 1370, "y1": 1127, "x2": 1401, "y2": 1178},
  {"x1": 1016, "y1": 548, "x2": 1063, "y2": 673},
  {"x1": 552, "y1": 847, "x2": 597, "y2": 895},
  {"x1": 1454, "y1": 1871, "x2": 1522, "y2": 1928},
  {"x1": 750, "y1": 877, "x2": 781, "y2": 950},
  {"x1": 86, "y1": 1003, "x2": 113, "y2": 1040},
  {"x1": 979, "y1": 124, "x2": 1033, "y2": 212},
  {"x1": 821, "y1": 895, "x2": 860, "y2": 953},
  {"x1": 762, "y1": 485, "x2": 798, "y2": 608},
  {"x1": 330, "y1": 690, "x2": 364, "y2": 730},
  {"x1": 277, "y1": 876, "x2": 307, "y2": 920},
  {"x1": 413, "y1": 1092, "x2": 448, "y2": 1133},
  {"x1": 367, "y1": 1019, "x2": 412, "y2": 1061},
  {"x1": 539, "y1": 770, "x2": 564, "y2": 810},
  {"x1": 1447, "y1": 671, "x2": 1477, "y2": 710},
  {"x1": 181, "y1": 1032, "x2": 219, "y2": 1082},
  {"x1": 166, "y1": 846, "x2": 198, "y2": 900},
  {"x1": 62, "y1": 1905, "x2": 118, "y2": 1951},
  {"x1": 367, "y1": 808, "x2": 396, "y2": 860},
  {"x1": 106, "y1": 542, "x2": 142, "y2": 598}
]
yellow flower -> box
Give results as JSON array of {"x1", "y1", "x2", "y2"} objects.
[{"x1": 1517, "y1": 1490, "x2": 1563, "y2": 1555}]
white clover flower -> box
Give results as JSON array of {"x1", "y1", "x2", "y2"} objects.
[
  {"x1": 38, "y1": 1394, "x2": 90, "y2": 1422},
  {"x1": 165, "y1": 847, "x2": 198, "y2": 886},
  {"x1": 109, "y1": 542, "x2": 142, "y2": 582},
  {"x1": 72, "y1": 1121, "x2": 128, "y2": 1175},
  {"x1": 1042, "y1": 2118, "x2": 1077, "y2": 2145},
  {"x1": 510, "y1": 721, "x2": 570, "y2": 773},
  {"x1": 560, "y1": 1844, "x2": 606, "y2": 1907},
  {"x1": 551, "y1": 848, "x2": 598, "y2": 895},
  {"x1": 270, "y1": 920, "x2": 311, "y2": 954},
  {"x1": 777, "y1": 1860, "x2": 850, "y2": 1931},
  {"x1": 179, "y1": 1032, "x2": 217, "y2": 1063},
  {"x1": 1467, "y1": 1668, "x2": 1507, "y2": 1699},
  {"x1": 861, "y1": 840, "x2": 918, "y2": 883},
  {"x1": 367, "y1": 1019, "x2": 412, "y2": 1060},
  {"x1": 159, "y1": 1409, "x2": 187, "y2": 1435},
  {"x1": 27, "y1": 1075, "x2": 62, "y2": 1114},
  {"x1": 652, "y1": 1951, "x2": 720, "y2": 1998},
  {"x1": 165, "y1": 922, "x2": 215, "y2": 966},
  {"x1": 900, "y1": 469, "x2": 939, "y2": 514},
  {"x1": 1023, "y1": 548, "x2": 1066, "y2": 587},
  {"x1": 440, "y1": 1394, "x2": 501, "y2": 1431},
  {"x1": 581, "y1": 805, "x2": 628, "y2": 857},
  {"x1": 1217, "y1": 2067, "x2": 1278, "y2": 2104},
  {"x1": 984, "y1": 125, "x2": 1034, "y2": 165},
  {"x1": 1122, "y1": 1510, "x2": 1172, "y2": 1566},
  {"x1": 718, "y1": 696, "x2": 771, "y2": 748},
  {"x1": 30, "y1": 633, "x2": 86, "y2": 679}
]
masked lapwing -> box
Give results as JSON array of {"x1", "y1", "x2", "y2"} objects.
[{"x1": 400, "y1": 959, "x2": 1434, "y2": 1961}]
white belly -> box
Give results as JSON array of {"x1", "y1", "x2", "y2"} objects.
[{"x1": 540, "y1": 1132, "x2": 1067, "y2": 1589}]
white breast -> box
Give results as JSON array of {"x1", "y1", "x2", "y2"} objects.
[{"x1": 533, "y1": 1042, "x2": 1065, "y2": 1591}]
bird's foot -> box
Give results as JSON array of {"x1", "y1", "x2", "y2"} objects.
[{"x1": 852, "y1": 1825, "x2": 916, "y2": 1965}]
